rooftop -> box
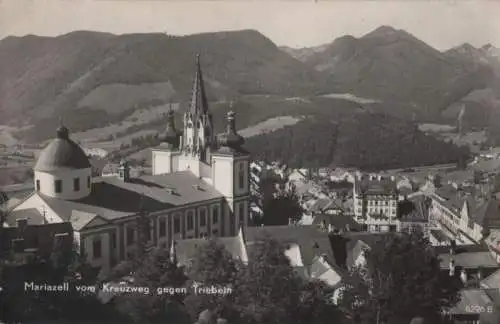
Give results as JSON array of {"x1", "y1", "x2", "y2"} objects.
[
  {"x1": 355, "y1": 177, "x2": 397, "y2": 196},
  {"x1": 439, "y1": 251, "x2": 499, "y2": 269},
  {"x1": 34, "y1": 126, "x2": 91, "y2": 172},
  {"x1": 175, "y1": 235, "x2": 247, "y2": 266},
  {"x1": 36, "y1": 171, "x2": 224, "y2": 229},
  {"x1": 243, "y1": 225, "x2": 335, "y2": 266},
  {"x1": 313, "y1": 214, "x2": 362, "y2": 232}
]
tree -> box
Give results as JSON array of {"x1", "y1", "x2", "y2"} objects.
[
  {"x1": 339, "y1": 230, "x2": 461, "y2": 324},
  {"x1": 233, "y1": 238, "x2": 301, "y2": 324},
  {"x1": 113, "y1": 247, "x2": 189, "y2": 323},
  {"x1": 296, "y1": 280, "x2": 343, "y2": 324},
  {"x1": 261, "y1": 183, "x2": 304, "y2": 226},
  {"x1": 184, "y1": 239, "x2": 239, "y2": 321},
  {"x1": 0, "y1": 244, "x2": 121, "y2": 323}
]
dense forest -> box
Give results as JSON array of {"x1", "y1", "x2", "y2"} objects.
[{"x1": 244, "y1": 112, "x2": 470, "y2": 171}]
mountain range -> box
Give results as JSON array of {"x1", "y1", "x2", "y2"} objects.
[{"x1": 0, "y1": 26, "x2": 499, "y2": 148}]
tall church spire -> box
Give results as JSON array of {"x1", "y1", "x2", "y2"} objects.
[
  {"x1": 189, "y1": 53, "x2": 209, "y2": 115},
  {"x1": 182, "y1": 53, "x2": 215, "y2": 164}
]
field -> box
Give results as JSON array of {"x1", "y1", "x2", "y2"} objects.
[
  {"x1": 238, "y1": 116, "x2": 303, "y2": 138},
  {"x1": 77, "y1": 82, "x2": 176, "y2": 114},
  {"x1": 418, "y1": 123, "x2": 456, "y2": 133},
  {"x1": 72, "y1": 103, "x2": 180, "y2": 144},
  {"x1": 319, "y1": 93, "x2": 381, "y2": 104}
]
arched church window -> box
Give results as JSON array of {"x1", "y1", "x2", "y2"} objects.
[
  {"x1": 54, "y1": 180, "x2": 62, "y2": 193},
  {"x1": 187, "y1": 122, "x2": 192, "y2": 128},
  {"x1": 238, "y1": 162, "x2": 245, "y2": 190},
  {"x1": 197, "y1": 121, "x2": 202, "y2": 129}
]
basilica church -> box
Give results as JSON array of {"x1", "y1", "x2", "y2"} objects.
[{"x1": 9, "y1": 55, "x2": 251, "y2": 273}]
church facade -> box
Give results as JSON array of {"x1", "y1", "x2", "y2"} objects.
[{"x1": 10, "y1": 55, "x2": 250, "y2": 274}]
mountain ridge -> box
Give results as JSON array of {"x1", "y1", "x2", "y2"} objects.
[{"x1": 1, "y1": 26, "x2": 499, "y2": 144}]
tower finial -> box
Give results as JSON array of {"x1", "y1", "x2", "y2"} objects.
[{"x1": 56, "y1": 117, "x2": 69, "y2": 139}]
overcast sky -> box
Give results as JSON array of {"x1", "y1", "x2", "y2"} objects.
[{"x1": 0, "y1": 0, "x2": 499, "y2": 51}]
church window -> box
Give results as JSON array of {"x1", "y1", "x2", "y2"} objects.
[
  {"x1": 174, "y1": 215, "x2": 181, "y2": 234},
  {"x1": 239, "y1": 203, "x2": 245, "y2": 226},
  {"x1": 92, "y1": 237, "x2": 102, "y2": 259},
  {"x1": 159, "y1": 218, "x2": 166, "y2": 237},
  {"x1": 238, "y1": 162, "x2": 245, "y2": 190},
  {"x1": 36, "y1": 180, "x2": 40, "y2": 191},
  {"x1": 73, "y1": 178, "x2": 80, "y2": 192},
  {"x1": 54, "y1": 180, "x2": 62, "y2": 193},
  {"x1": 212, "y1": 205, "x2": 219, "y2": 224},
  {"x1": 187, "y1": 210, "x2": 194, "y2": 230},
  {"x1": 87, "y1": 176, "x2": 91, "y2": 188},
  {"x1": 200, "y1": 208, "x2": 207, "y2": 227},
  {"x1": 111, "y1": 232, "x2": 117, "y2": 249}
]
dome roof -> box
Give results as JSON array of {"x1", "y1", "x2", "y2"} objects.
[
  {"x1": 218, "y1": 111, "x2": 244, "y2": 149},
  {"x1": 34, "y1": 126, "x2": 91, "y2": 172}
]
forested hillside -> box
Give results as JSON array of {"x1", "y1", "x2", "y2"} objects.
[{"x1": 245, "y1": 112, "x2": 470, "y2": 170}]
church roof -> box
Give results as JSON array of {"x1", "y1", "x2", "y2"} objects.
[
  {"x1": 34, "y1": 126, "x2": 91, "y2": 172},
  {"x1": 35, "y1": 171, "x2": 224, "y2": 229}
]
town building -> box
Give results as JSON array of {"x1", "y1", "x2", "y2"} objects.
[
  {"x1": 8, "y1": 55, "x2": 251, "y2": 275},
  {"x1": 1, "y1": 214, "x2": 74, "y2": 266},
  {"x1": 353, "y1": 174, "x2": 399, "y2": 232},
  {"x1": 395, "y1": 195, "x2": 431, "y2": 237},
  {"x1": 428, "y1": 185, "x2": 500, "y2": 245}
]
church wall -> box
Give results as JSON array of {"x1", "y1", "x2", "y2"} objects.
[
  {"x1": 13, "y1": 194, "x2": 63, "y2": 224},
  {"x1": 152, "y1": 150, "x2": 180, "y2": 175},
  {"x1": 212, "y1": 156, "x2": 234, "y2": 198},
  {"x1": 82, "y1": 231, "x2": 111, "y2": 275},
  {"x1": 178, "y1": 155, "x2": 201, "y2": 177},
  {"x1": 200, "y1": 162, "x2": 212, "y2": 181},
  {"x1": 34, "y1": 168, "x2": 91, "y2": 200}
]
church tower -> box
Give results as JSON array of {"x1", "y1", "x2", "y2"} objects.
[
  {"x1": 211, "y1": 111, "x2": 250, "y2": 236},
  {"x1": 152, "y1": 106, "x2": 181, "y2": 175},
  {"x1": 181, "y1": 54, "x2": 216, "y2": 169}
]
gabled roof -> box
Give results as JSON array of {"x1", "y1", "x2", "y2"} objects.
[
  {"x1": 175, "y1": 236, "x2": 247, "y2": 267},
  {"x1": 37, "y1": 171, "x2": 224, "y2": 226},
  {"x1": 310, "y1": 198, "x2": 338, "y2": 213},
  {"x1": 481, "y1": 268, "x2": 500, "y2": 289},
  {"x1": 309, "y1": 256, "x2": 343, "y2": 287},
  {"x1": 313, "y1": 214, "x2": 362, "y2": 232},
  {"x1": 243, "y1": 225, "x2": 335, "y2": 266},
  {"x1": 439, "y1": 251, "x2": 499, "y2": 269},
  {"x1": 5, "y1": 208, "x2": 46, "y2": 227},
  {"x1": 398, "y1": 195, "x2": 430, "y2": 223}
]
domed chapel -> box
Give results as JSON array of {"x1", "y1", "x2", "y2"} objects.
[{"x1": 10, "y1": 54, "x2": 251, "y2": 274}]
